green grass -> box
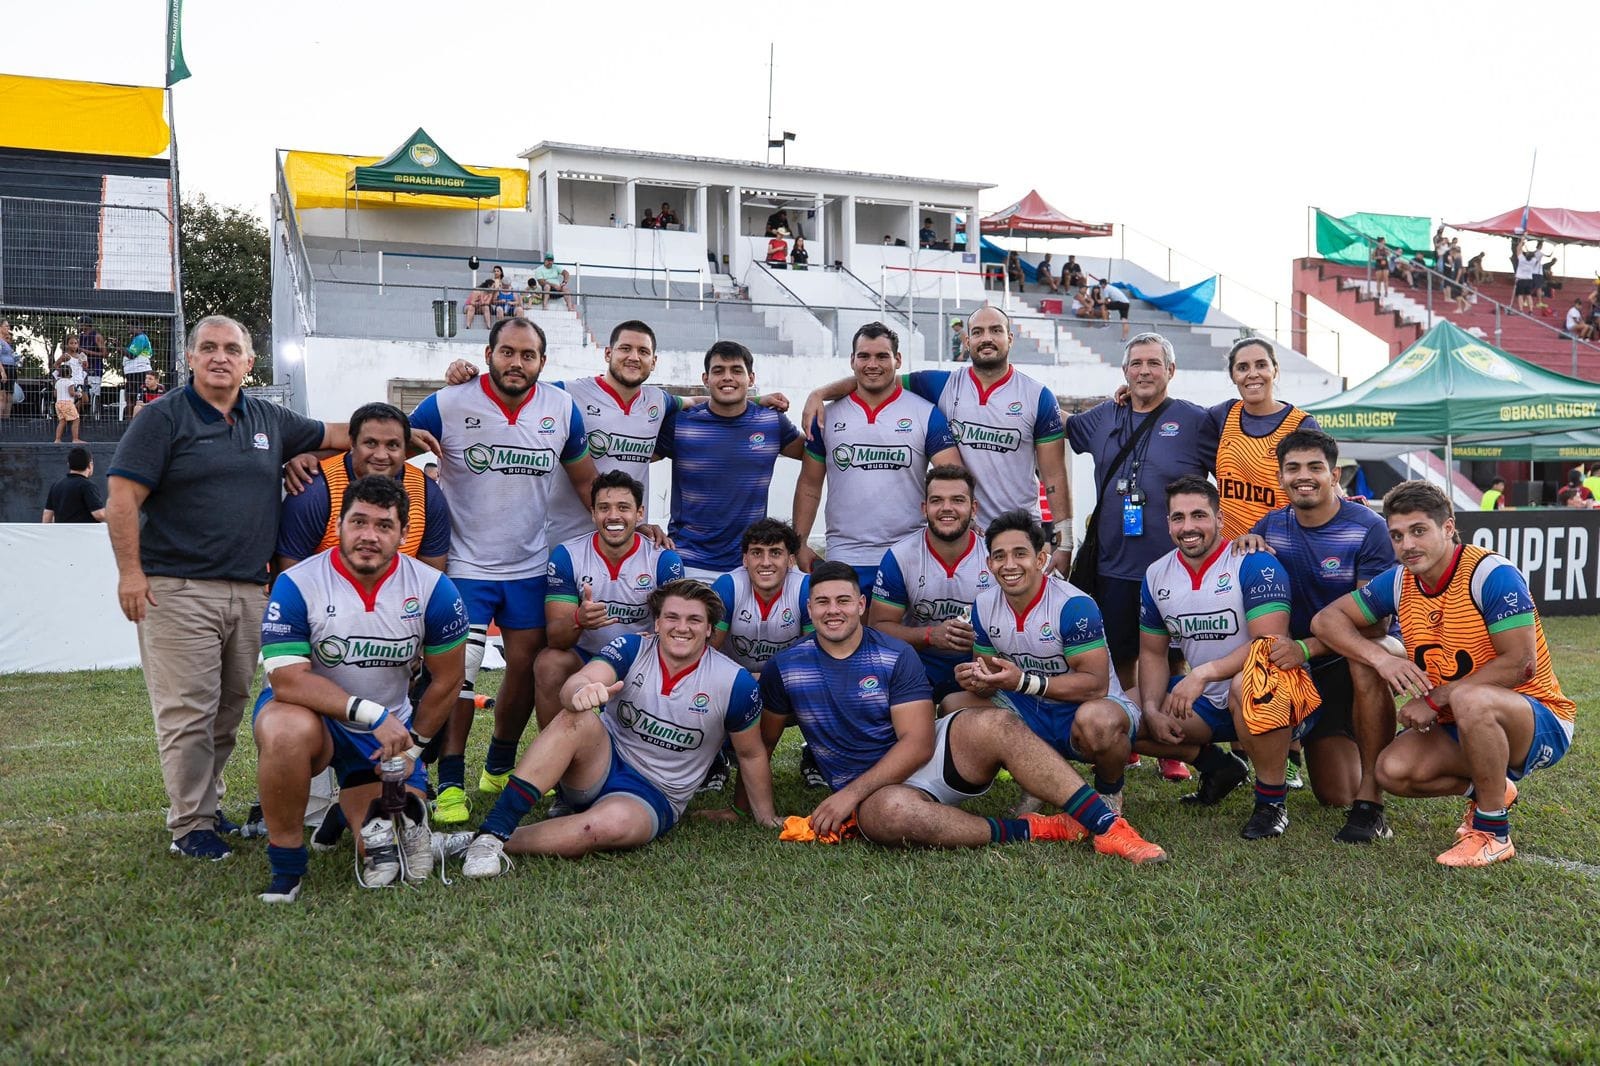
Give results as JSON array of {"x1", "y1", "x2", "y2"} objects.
[{"x1": 5, "y1": 622, "x2": 1600, "y2": 1063}]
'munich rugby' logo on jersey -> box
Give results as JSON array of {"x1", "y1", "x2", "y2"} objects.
[
  {"x1": 1162, "y1": 608, "x2": 1240, "y2": 641},
  {"x1": 463, "y1": 442, "x2": 555, "y2": 476},
  {"x1": 733, "y1": 635, "x2": 789, "y2": 663},
  {"x1": 586, "y1": 430, "x2": 655, "y2": 463},
  {"x1": 948, "y1": 420, "x2": 1022, "y2": 453},
  {"x1": 617, "y1": 700, "x2": 703, "y2": 751},
  {"x1": 314, "y1": 634, "x2": 420, "y2": 668},
  {"x1": 831, "y1": 444, "x2": 912, "y2": 471}
]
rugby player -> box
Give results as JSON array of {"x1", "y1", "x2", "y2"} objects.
[
  {"x1": 950, "y1": 511, "x2": 1147, "y2": 816},
  {"x1": 1312, "y1": 481, "x2": 1576, "y2": 866},
  {"x1": 869, "y1": 465, "x2": 992, "y2": 709},
  {"x1": 792, "y1": 323, "x2": 961, "y2": 589},
  {"x1": 461, "y1": 580, "x2": 778, "y2": 875},
  {"x1": 409, "y1": 317, "x2": 598, "y2": 826},
  {"x1": 534, "y1": 470, "x2": 684, "y2": 730},
  {"x1": 756, "y1": 561, "x2": 1165, "y2": 862},
  {"x1": 800, "y1": 304, "x2": 1072, "y2": 571},
  {"x1": 1135, "y1": 477, "x2": 1289, "y2": 819},
  {"x1": 1236, "y1": 429, "x2": 1398, "y2": 843},
  {"x1": 253, "y1": 476, "x2": 468, "y2": 901}
]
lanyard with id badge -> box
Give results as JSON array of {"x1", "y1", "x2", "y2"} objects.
[{"x1": 1120, "y1": 459, "x2": 1145, "y2": 537}]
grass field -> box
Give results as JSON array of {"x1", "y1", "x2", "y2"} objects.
[{"x1": 5, "y1": 621, "x2": 1600, "y2": 1063}]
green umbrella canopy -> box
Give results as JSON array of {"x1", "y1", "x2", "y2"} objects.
[
  {"x1": 348, "y1": 128, "x2": 501, "y2": 199},
  {"x1": 1444, "y1": 430, "x2": 1600, "y2": 461},
  {"x1": 1304, "y1": 320, "x2": 1600, "y2": 444}
]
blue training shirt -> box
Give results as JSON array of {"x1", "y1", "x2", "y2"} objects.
[
  {"x1": 759, "y1": 628, "x2": 931, "y2": 791},
  {"x1": 1250, "y1": 500, "x2": 1394, "y2": 645},
  {"x1": 656, "y1": 402, "x2": 802, "y2": 571}
]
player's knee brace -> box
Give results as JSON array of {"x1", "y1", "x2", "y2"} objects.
[{"x1": 461, "y1": 625, "x2": 489, "y2": 696}]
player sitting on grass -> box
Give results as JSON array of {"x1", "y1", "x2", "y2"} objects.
[
  {"x1": 461, "y1": 581, "x2": 780, "y2": 877},
  {"x1": 1311, "y1": 481, "x2": 1577, "y2": 867},
  {"x1": 253, "y1": 476, "x2": 468, "y2": 902},
  {"x1": 1134, "y1": 476, "x2": 1288, "y2": 815},
  {"x1": 750, "y1": 560, "x2": 1166, "y2": 862}
]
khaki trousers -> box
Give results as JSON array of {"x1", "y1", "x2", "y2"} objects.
[{"x1": 137, "y1": 577, "x2": 267, "y2": 837}]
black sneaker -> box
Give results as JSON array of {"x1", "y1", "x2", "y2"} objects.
[
  {"x1": 214, "y1": 808, "x2": 243, "y2": 836},
  {"x1": 311, "y1": 805, "x2": 348, "y2": 852},
  {"x1": 1334, "y1": 800, "x2": 1393, "y2": 844},
  {"x1": 1240, "y1": 802, "x2": 1290, "y2": 840},
  {"x1": 258, "y1": 873, "x2": 303, "y2": 904},
  {"x1": 696, "y1": 751, "x2": 730, "y2": 795},
  {"x1": 170, "y1": 829, "x2": 232, "y2": 861},
  {"x1": 798, "y1": 744, "x2": 827, "y2": 789},
  {"x1": 1179, "y1": 752, "x2": 1250, "y2": 807},
  {"x1": 239, "y1": 803, "x2": 268, "y2": 839}
]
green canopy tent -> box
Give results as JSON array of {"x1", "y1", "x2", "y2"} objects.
[
  {"x1": 1303, "y1": 320, "x2": 1600, "y2": 478},
  {"x1": 1314, "y1": 209, "x2": 1434, "y2": 265},
  {"x1": 1446, "y1": 431, "x2": 1600, "y2": 463},
  {"x1": 346, "y1": 128, "x2": 502, "y2": 248}
]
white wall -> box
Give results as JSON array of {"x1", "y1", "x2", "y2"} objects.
[
  {"x1": 300, "y1": 206, "x2": 538, "y2": 252},
  {"x1": 0, "y1": 525, "x2": 139, "y2": 672}
]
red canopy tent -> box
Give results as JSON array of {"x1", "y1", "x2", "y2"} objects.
[
  {"x1": 981, "y1": 189, "x2": 1112, "y2": 238},
  {"x1": 1451, "y1": 206, "x2": 1600, "y2": 246}
]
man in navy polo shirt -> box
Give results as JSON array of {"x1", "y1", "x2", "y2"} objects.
[
  {"x1": 1066, "y1": 332, "x2": 1217, "y2": 696},
  {"x1": 107, "y1": 316, "x2": 358, "y2": 861}
]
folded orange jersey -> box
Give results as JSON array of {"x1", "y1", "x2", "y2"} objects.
[
  {"x1": 778, "y1": 814, "x2": 859, "y2": 844},
  {"x1": 1240, "y1": 636, "x2": 1323, "y2": 735}
]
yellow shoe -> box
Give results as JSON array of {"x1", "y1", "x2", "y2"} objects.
[
  {"x1": 1457, "y1": 779, "x2": 1518, "y2": 838},
  {"x1": 432, "y1": 786, "x2": 470, "y2": 827},
  {"x1": 478, "y1": 768, "x2": 511, "y2": 796},
  {"x1": 1092, "y1": 817, "x2": 1168, "y2": 865},
  {"x1": 1437, "y1": 829, "x2": 1515, "y2": 868}
]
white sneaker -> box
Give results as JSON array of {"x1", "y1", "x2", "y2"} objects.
[
  {"x1": 399, "y1": 802, "x2": 434, "y2": 885},
  {"x1": 432, "y1": 830, "x2": 475, "y2": 859},
  {"x1": 1102, "y1": 791, "x2": 1124, "y2": 814},
  {"x1": 462, "y1": 834, "x2": 512, "y2": 879},
  {"x1": 1007, "y1": 792, "x2": 1045, "y2": 818},
  {"x1": 359, "y1": 816, "x2": 401, "y2": 887}
]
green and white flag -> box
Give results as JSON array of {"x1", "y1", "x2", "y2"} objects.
[{"x1": 166, "y1": 0, "x2": 191, "y2": 85}]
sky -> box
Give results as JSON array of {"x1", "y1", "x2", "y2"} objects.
[{"x1": 8, "y1": 0, "x2": 1600, "y2": 380}]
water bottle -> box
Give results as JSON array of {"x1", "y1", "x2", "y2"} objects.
[{"x1": 379, "y1": 756, "x2": 409, "y2": 820}]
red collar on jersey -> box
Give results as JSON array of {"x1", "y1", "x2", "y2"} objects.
[
  {"x1": 847, "y1": 384, "x2": 904, "y2": 424},
  {"x1": 967, "y1": 365, "x2": 1014, "y2": 406},
  {"x1": 330, "y1": 549, "x2": 400, "y2": 613},
  {"x1": 479, "y1": 373, "x2": 537, "y2": 425}
]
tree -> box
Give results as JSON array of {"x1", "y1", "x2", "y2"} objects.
[{"x1": 180, "y1": 194, "x2": 270, "y2": 380}]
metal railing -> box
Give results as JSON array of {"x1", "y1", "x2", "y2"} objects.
[
  {"x1": 274, "y1": 155, "x2": 317, "y2": 331},
  {"x1": 0, "y1": 196, "x2": 176, "y2": 314}
]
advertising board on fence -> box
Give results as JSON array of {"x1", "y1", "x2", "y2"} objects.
[{"x1": 1455, "y1": 511, "x2": 1600, "y2": 617}]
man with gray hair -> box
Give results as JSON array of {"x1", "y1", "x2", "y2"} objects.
[
  {"x1": 106, "y1": 316, "x2": 361, "y2": 861},
  {"x1": 1065, "y1": 332, "x2": 1217, "y2": 697}
]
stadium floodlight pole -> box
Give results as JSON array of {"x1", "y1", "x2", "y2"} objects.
[{"x1": 765, "y1": 42, "x2": 774, "y2": 163}]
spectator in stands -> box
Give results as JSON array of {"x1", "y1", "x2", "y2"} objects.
[
  {"x1": 882, "y1": 234, "x2": 893, "y2": 246},
  {"x1": 1565, "y1": 469, "x2": 1593, "y2": 501},
  {"x1": 1529, "y1": 241, "x2": 1550, "y2": 314},
  {"x1": 1558, "y1": 486, "x2": 1592, "y2": 508},
  {"x1": 122, "y1": 332, "x2": 154, "y2": 420},
  {"x1": 1442, "y1": 244, "x2": 1468, "y2": 312},
  {"x1": 641, "y1": 208, "x2": 657, "y2": 229},
  {"x1": 765, "y1": 237, "x2": 789, "y2": 270},
  {"x1": 1102, "y1": 280, "x2": 1133, "y2": 340},
  {"x1": 919, "y1": 218, "x2": 937, "y2": 247},
  {"x1": 790, "y1": 236, "x2": 809, "y2": 270},
  {"x1": 1394, "y1": 253, "x2": 1421, "y2": 290},
  {"x1": 1064, "y1": 255, "x2": 1085, "y2": 288},
  {"x1": 1464, "y1": 251, "x2": 1488, "y2": 286},
  {"x1": 533, "y1": 253, "x2": 575, "y2": 311},
  {"x1": 521, "y1": 277, "x2": 543, "y2": 311},
  {"x1": 1070, "y1": 286, "x2": 1090, "y2": 319},
  {"x1": 42, "y1": 446, "x2": 105, "y2": 523},
  {"x1": 1564, "y1": 299, "x2": 1591, "y2": 341},
  {"x1": 1587, "y1": 300, "x2": 1600, "y2": 340},
  {"x1": 464, "y1": 279, "x2": 497, "y2": 329},
  {"x1": 1513, "y1": 242, "x2": 1539, "y2": 313},
  {"x1": 1539, "y1": 249, "x2": 1559, "y2": 310},
  {"x1": 766, "y1": 209, "x2": 791, "y2": 237},
  {"x1": 1479, "y1": 477, "x2": 1507, "y2": 511},
  {"x1": 0, "y1": 317, "x2": 15, "y2": 420},
  {"x1": 1005, "y1": 251, "x2": 1024, "y2": 293},
  {"x1": 1433, "y1": 226, "x2": 1449, "y2": 265},
  {"x1": 658, "y1": 202, "x2": 679, "y2": 228},
  {"x1": 1088, "y1": 282, "x2": 1109, "y2": 322},
  {"x1": 950, "y1": 318, "x2": 968, "y2": 362},
  {"x1": 493, "y1": 278, "x2": 518, "y2": 321},
  {"x1": 79, "y1": 315, "x2": 106, "y2": 418},
  {"x1": 1370, "y1": 237, "x2": 1390, "y2": 297},
  {"x1": 133, "y1": 372, "x2": 165, "y2": 417},
  {"x1": 1584, "y1": 462, "x2": 1600, "y2": 500},
  {"x1": 52, "y1": 365, "x2": 82, "y2": 444},
  {"x1": 56, "y1": 335, "x2": 87, "y2": 419},
  {"x1": 1036, "y1": 254, "x2": 1059, "y2": 294}
]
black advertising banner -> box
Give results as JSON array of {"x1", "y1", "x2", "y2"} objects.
[{"x1": 1455, "y1": 510, "x2": 1600, "y2": 617}]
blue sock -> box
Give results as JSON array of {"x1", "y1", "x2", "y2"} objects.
[
  {"x1": 1472, "y1": 807, "x2": 1510, "y2": 841},
  {"x1": 1255, "y1": 779, "x2": 1288, "y2": 807},
  {"x1": 266, "y1": 843, "x2": 308, "y2": 879},
  {"x1": 485, "y1": 736, "x2": 518, "y2": 776},
  {"x1": 1063, "y1": 785, "x2": 1118, "y2": 834},
  {"x1": 1093, "y1": 772, "x2": 1125, "y2": 797},
  {"x1": 437, "y1": 754, "x2": 466, "y2": 792},
  {"x1": 478, "y1": 774, "x2": 542, "y2": 841},
  {"x1": 986, "y1": 817, "x2": 1032, "y2": 844}
]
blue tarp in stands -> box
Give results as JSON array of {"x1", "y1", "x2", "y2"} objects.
[
  {"x1": 979, "y1": 236, "x2": 1038, "y2": 281},
  {"x1": 1120, "y1": 276, "x2": 1216, "y2": 324}
]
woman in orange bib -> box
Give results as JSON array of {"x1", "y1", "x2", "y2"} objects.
[{"x1": 1212, "y1": 338, "x2": 1321, "y2": 542}]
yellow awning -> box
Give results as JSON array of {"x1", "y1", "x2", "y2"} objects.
[
  {"x1": 0, "y1": 73, "x2": 168, "y2": 158},
  {"x1": 283, "y1": 150, "x2": 526, "y2": 211}
]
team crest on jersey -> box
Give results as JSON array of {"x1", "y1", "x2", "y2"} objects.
[
  {"x1": 647, "y1": 404, "x2": 661, "y2": 421},
  {"x1": 1216, "y1": 573, "x2": 1232, "y2": 590},
  {"x1": 690, "y1": 692, "x2": 711, "y2": 714},
  {"x1": 895, "y1": 417, "x2": 914, "y2": 432},
  {"x1": 635, "y1": 573, "x2": 651, "y2": 589},
  {"x1": 1006, "y1": 401, "x2": 1024, "y2": 415},
  {"x1": 1039, "y1": 622, "x2": 1055, "y2": 640},
  {"x1": 976, "y1": 570, "x2": 993, "y2": 589},
  {"x1": 1157, "y1": 587, "x2": 1171, "y2": 600},
  {"x1": 1428, "y1": 610, "x2": 1444, "y2": 627},
  {"x1": 859, "y1": 675, "x2": 881, "y2": 694},
  {"x1": 781, "y1": 607, "x2": 795, "y2": 624},
  {"x1": 252, "y1": 432, "x2": 270, "y2": 450},
  {"x1": 402, "y1": 597, "x2": 421, "y2": 618},
  {"x1": 539, "y1": 416, "x2": 557, "y2": 431},
  {"x1": 1158, "y1": 421, "x2": 1180, "y2": 437},
  {"x1": 749, "y1": 431, "x2": 766, "y2": 446},
  {"x1": 585, "y1": 404, "x2": 601, "y2": 416},
  {"x1": 1321, "y1": 557, "x2": 1341, "y2": 572},
  {"x1": 740, "y1": 609, "x2": 754, "y2": 621}
]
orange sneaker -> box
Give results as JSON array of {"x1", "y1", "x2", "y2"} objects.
[
  {"x1": 1023, "y1": 811, "x2": 1089, "y2": 843},
  {"x1": 1092, "y1": 817, "x2": 1168, "y2": 865},
  {"x1": 1457, "y1": 779, "x2": 1519, "y2": 838},
  {"x1": 1437, "y1": 829, "x2": 1515, "y2": 867}
]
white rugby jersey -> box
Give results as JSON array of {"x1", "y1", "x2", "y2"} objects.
[
  {"x1": 410, "y1": 377, "x2": 588, "y2": 580},
  {"x1": 904, "y1": 368, "x2": 1066, "y2": 529},
  {"x1": 594, "y1": 635, "x2": 762, "y2": 817},
  {"x1": 260, "y1": 549, "x2": 469, "y2": 723},
  {"x1": 805, "y1": 387, "x2": 956, "y2": 566},
  {"x1": 972, "y1": 574, "x2": 1124, "y2": 695},
  {"x1": 547, "y1": 532, "x2": 685, "y2": 655},
  {"x1": 712, "y1": 568, "x2": 812, "y2": 673},
  {"x1": 1138, "y1": 547, "x2": 1291, "y2": 707},
  {"x1": 545, "y1": 377, "x2": 675, "y2": 546},
  {"x1": 872, "y1": 528, "x2": 994, "y2": 669}
]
